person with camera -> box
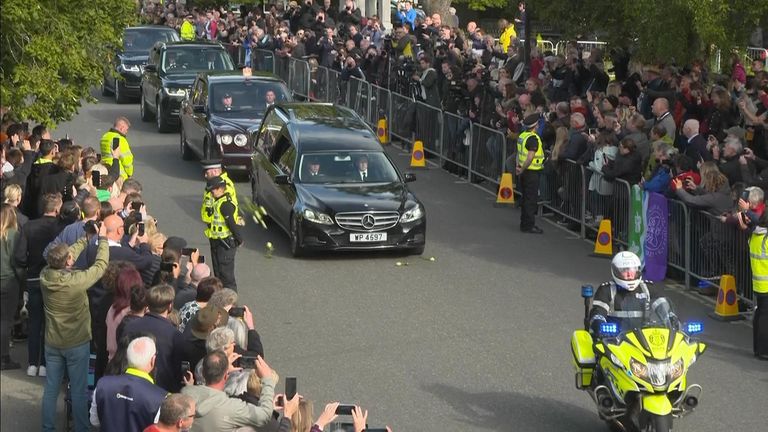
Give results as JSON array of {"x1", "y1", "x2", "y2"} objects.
[
  {"x1": 412, "y1": 56, "x2": 439, "y2": 108},
  {"x1": 39, "y1": 220, "x2": 110, "y2": 432},
  {"x1": 43, "y1": 196, "x2": 100, "y2": 268},
  {"x1": 89, "y1": 336, "x2": 169, "y2": 431},
  {"x1": 361, "y1": 15, "x2": 383, "y2": 49},
  {"x1": 204, "y1": 176, "x2": 243, "y2": 291},
  {"x1": 182, "y1": 350, "x2": 278, "y2": 431},
  {"x1": 338, "y1": 0, "x2": 361, "y2": 30},
  {"x1": 179, "y1": 304, "x2": 229, "y2": 374},
  {"x1": 143, "y1": 393, "x2": 197, "y2": 432},
  {"x1": 397, "y1": 1, "x2": 417, "y2": 30},
  {"x1": 642, "y1": 142, "x2": 676, "y2": 194}
]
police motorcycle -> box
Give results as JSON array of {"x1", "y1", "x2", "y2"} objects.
[{"x1": 571, "y1": 280, "x2": 707, "y2": 431}]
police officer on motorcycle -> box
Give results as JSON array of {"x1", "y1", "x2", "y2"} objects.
[{"x1": 588, "y1": 251, "x2": 677, "y2": 335}]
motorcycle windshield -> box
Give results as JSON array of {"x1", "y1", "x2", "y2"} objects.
[{"x1": 614, "y1": 296, "x2": 676, "y2": 331}]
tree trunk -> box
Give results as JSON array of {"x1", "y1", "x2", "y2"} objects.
[{"x1": 421, "y1": 0, "x2": 451, "y2": 27}]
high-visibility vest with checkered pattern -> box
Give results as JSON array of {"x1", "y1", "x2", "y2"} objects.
[
  {"x1": 517, "y1": 131, "x2": 544, "y2": 171},
  {"x1": 205, "y1": 195, "x2": 236, "y2": 240},
  {"x1": 749, "y1": 231, "x2": 768, "y2": 294}
]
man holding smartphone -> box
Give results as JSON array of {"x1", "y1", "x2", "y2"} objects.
[
  {"x1": 204, "y1": 176, "x2": 243, "y2": 291},
  {"x1": 99, "y1": 116, "x2": 134, "y2": 179}
]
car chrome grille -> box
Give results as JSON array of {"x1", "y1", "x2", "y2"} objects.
[{"x1": 335, "y1": 211, "x2": 400, "y2": 232}]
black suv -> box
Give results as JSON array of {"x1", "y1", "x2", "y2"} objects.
[
  {"x1": 102, "y1": 26, "x2": 179, "y2": 103},
  {"x1": 139, "y1": 41, "x2": 235, "y2": 132}
]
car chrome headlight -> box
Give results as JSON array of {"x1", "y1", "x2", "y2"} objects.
[
  {"x1": 233, "y1": 134, "x2": 248, "y2": 147},
  {"x1": 165, "y1": 87, "x2": 187, "y2": 97},
  {"x1": 218, "y1": 134, "x2": 233, "y2": 145},
  {"x1": 399, "y1": 205, "x2": 423, "y2": 223},
  {"x1": 303, "y1": 208, "x2": 333, "y2": 225}
]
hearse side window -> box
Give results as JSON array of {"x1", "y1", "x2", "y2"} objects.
[
  {"x1": 277, "y1": 144, "x2": 297, "y2": 177},
  {"x1": 257, "y1": 110, "x2": 284, "y2": 155}
]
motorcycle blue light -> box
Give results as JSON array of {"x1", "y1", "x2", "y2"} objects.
[
  {"x1": 599, "y1": 322, "x2": 619, "y2": 336},
  {"x1": 685, "y1": 322, "x2": 703, "y2": 334},
  {"x1": 581, "y1": 285, "x2": 594, "y2": 298}
]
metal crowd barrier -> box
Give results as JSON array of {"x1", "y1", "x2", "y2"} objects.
[
  {"x1": 251, "y1": 49, "x2": 275, "y2": 74},
  {"x1": 469, "y1": 123, "x2": 506, "y2": 184},
  {"x1": 414, "y1": 102, "x2": 443, "y2": 157},
  {"x1": 274, "y1": 55, "x2": 290, "y2": 85},
  {"x1": 221, "y1": 43, "x2": 246, "y2": 66},
  {"x1": 277, "y1": 61, "x2": 755, "y2": 303},
  {"x1": 747, "y1": 47, "x2": 768, "y2": 68},
  {"x1": 288, "y1": 57, "x2": 310, "y2": 101}
]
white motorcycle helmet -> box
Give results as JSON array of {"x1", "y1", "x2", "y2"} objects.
[{"x1": 611, "y1": 251, "x2": 642, "y2": 291}]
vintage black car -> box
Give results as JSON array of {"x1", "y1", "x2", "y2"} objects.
[
  {"x1": 179, "y1": 71, "x2": 292, "y2": 172},
  {"x1": 140, "y1": 41, "x2": 235, "y2": 132},
  {"x1": 250, "y1": 103, "x2": 426, "y2": 257},
  {"x1": 102, "y1": 26, "x2": 179, "y2": 103}
]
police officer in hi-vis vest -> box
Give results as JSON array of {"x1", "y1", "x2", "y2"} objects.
[
  {"x1": 515, "y1": 114, "x2": 545, "y2": 234},
  {"x1": 200, "y1": 160, "x2": 238, "y2": 226},
  {"x1": 204, "y1": 176, "x2": 243, "y2": 291},
  {"x1": 749, "y1": 216, "x2": 768, "y2": 360}
]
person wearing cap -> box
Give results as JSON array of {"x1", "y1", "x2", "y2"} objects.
[
  {"x1": 516, "y1": 114, "x2": 545, "y2": 234},
  {"x1": 178, "y1": 305, "x2": 228, "y2": 376},
  {"x1": 305, "y1": 156, "x2": 324, "y2": 179},
  {"x1": 200, "y1": 160, "x2": 237, "y2": 226},
  {"x1": 180, "y1": 13, "x2": 196, "y2": 41},
  {"x1": 89, "y1": 336, "x2": 169, "y2": 431},
  {"x1": 221, "y1": 93, "x2": 233, "y2": 111},
  {"x1": 205, "y1": 175, "x2": 243, "y2": 291}
]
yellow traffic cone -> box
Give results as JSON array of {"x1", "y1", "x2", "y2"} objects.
[
  {"x1": 495, "y1": 172, "x2": 515, "y2": 205},
  {"x1": 592, "y1": 219, "x2": 613, "y2": 257},
  {"x1": 410, "y1": 140, "x2": 426, "y2": 168},
  {"x1": 708, "y1": 275, "x2": 744, "y2": 321},
  {"x1": 377, "y1": 116, "x2": 389, "y2": 144}
]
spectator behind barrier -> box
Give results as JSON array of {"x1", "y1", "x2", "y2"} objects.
[
  {"x1": 672, "y1": 161, "x2": 732, "y2": 215},
  {"x1": 179, "y1": 276, "x2": 223, "y2": 332}
]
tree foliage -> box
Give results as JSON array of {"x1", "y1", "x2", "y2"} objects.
[
  {"x1": 531, "y1": 0, "x2": 768, "y2": 64},
  {"x1": 450, "y1": 0, "x2": 508, "y2": 12},
  {"x1": 0, "y1": 0, "x2": 136, "y2": 126}
]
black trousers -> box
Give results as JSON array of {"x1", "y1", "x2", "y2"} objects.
[
  {"x1": 755, "y1": 292, "x2": 768, "y2": 357},
  {"x1": 210, "y1": 238, "x2": 238, "y2": 291},
  {"x1": 0, "y1": 277, "x2": 20, "y2": 359},
  {"x1": 519, "y1": 169, "x2": 540, "y2": 230}
]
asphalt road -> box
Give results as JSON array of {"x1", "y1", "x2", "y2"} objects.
[{"x1": 1, "y1": 92, "x2": 766, "y2": 432}]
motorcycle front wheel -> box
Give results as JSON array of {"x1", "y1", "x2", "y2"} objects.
[{"x1": 642, "y1": 413, "x2": 672, "y2": 432}]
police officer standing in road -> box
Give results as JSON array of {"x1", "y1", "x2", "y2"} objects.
[
  {"x1": 749, "y1": 215, "x2": 768, "y2": 360},
  {"x1": 204, "y1": 176, "x2": 242, "y2": 291},
  {"x1": 100, "y1": 116, "x2": 134, "y2": 179},
  {"x1": 516, "y1": 114, "x2": 545, "y2": 234},
  {"x1": 200, "y1": 160, "x2": 238, "y2": 226}
]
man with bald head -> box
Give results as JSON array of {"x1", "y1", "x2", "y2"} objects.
[
  {"x1": 650, "y1": 97, "x2": 676, "y2": 141},
  {"x1": 174, "y1": 263, "x2": 212, "y2": 310},
  {"x1": 682, "y1": 119, "x2": 711, "y2": 162},
  {"x1": 90, "y1": 336, "x2": 168, "y2": 431},
  {"x1": 100, "y1": 116, "x2": 134, "y2": 179}
]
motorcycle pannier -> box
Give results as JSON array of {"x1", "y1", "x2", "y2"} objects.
[{"x1": 571, "y1": 330, "x2": 596, "y2": 389}]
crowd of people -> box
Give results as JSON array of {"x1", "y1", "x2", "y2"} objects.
[
  {"x1": 0, "y1": 114, "x2": 389, "y2": 432},
  {"x1": 1, "y1": 2, "x2": 767, "y2": 431}
]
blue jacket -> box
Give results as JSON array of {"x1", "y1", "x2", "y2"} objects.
[
  {"x1": 399, "y1": 9, "x2": 417, "y2": 29},
  {"x1": 92, "y1": 368, "x2": 167, "y2": 431},
  {"x1": 44, "y1": 220, "x2": 89, "y2": 267},
  {"x1": 643, "y1": 166, "x2": 672, "y2": 193}
]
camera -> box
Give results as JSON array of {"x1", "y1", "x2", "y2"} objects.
[
  {"x1": 84, "y1": 220, "x2": 101, "y2": 235},
  {"x1": 229, "y1": 306, "x2": 245, "y2": 318}
]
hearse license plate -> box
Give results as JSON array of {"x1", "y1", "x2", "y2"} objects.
[{"x1": 350, "y1": 232, "x2": 387, "y2": 242}]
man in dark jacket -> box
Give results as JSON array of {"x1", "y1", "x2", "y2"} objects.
[
  {"x1": 178, "y1": 305, "x2": 228, "y2": 372},
  {"x1": 412, "y1": 56, "x2": 440, "y2": 107},
  {"x1": 14, "y1": 192, "x2": 64, "y2": 376},
  {"x1": 90, "y1": 336, "x2": 168, "y2": 431},
  {"x1": 681, "y1": 119, "x2": 712, "y2": 163},
  {"x1": 603, "y1": 138, "x2": 643, "y2": 185},
  {"x1": 122, "y1": 284, "x2": 184, "y2": 392}
]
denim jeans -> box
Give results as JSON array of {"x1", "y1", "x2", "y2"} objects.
[
  {"x1": 42, "y1": 341, "x2": 90, "y2": 432},
  {"x1": 27, "y1": 280, "x2": 46, "y2": 367}
]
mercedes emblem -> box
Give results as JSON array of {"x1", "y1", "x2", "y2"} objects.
[{"x1": 361, "y1": 214, "x2": 376, "y2": 229}]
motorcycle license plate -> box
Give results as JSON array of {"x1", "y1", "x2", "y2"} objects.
[{"x1": 350, "y1": 232, "x2": 387, "y2": 242}]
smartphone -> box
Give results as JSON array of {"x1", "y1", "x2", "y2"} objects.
[
  {"x1": 285, "y1": 377, "x2": 297, "y2": 400},
  {"x1": 92, "y1": 171, "x2": 101, "y2": 188},
  {"x1": 741, "y1": 190, "x2": 750, "y2": 201},
  {"x1": 331, "y1": 423, "x2": 363, "y2": 432},
  {"x1": 335, "y1": 404, "x2": 356, "y2": 415},
  {"x1": 137, "y1": 222, "x2": 145, "y2": 237},
  {"x1": 235, "y1": 355, "x2": 258, "y2": 369},
  {"x1": 180, "y1": 361, "x2": 191, "y2": 380},
  {"x1": 131, "y1": 201, "x2": 142, "y2": 212},
  {"x1": 276, "y1": 395, "x2": 285, "y2": 407},
  {"x1": 198, "y1": 255, "x2": 205, "y2": 264},
  {"x1": 112, "y1": 137, "x2": 120, "y2": 151},
  {"x1": 181, "y1": 247, "x2": 197, "y2": 256},
  {"x1": 228, "y1": 306, "x2": 245, "y2": 318}
]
